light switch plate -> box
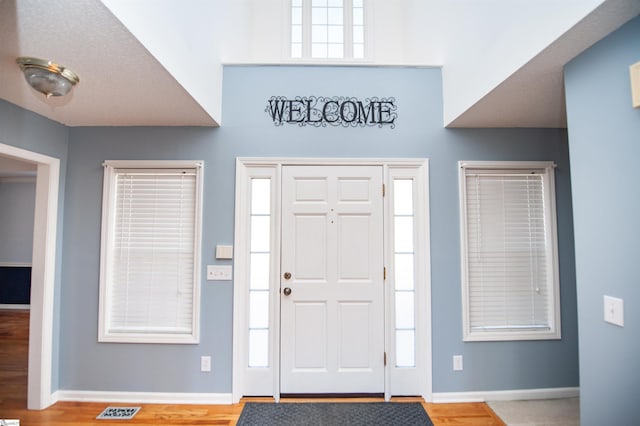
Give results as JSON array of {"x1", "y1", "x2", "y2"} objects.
[
  {"x1": 631, "y1": 61, "x2": 640, "y2": 108},
  {"x1": 207, "y1": 265, "x2": 232, "y2": 281},
  {"x1": 604, "y1": 295, "x2": 624, "y2": 327}
]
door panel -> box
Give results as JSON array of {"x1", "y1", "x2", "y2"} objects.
[
  {"x1": 293, "y1": 302, "x2": 327, "y2": 369},
  {"x1": 338, "y1": 215, "x2": 372, "y2": 279},
  {"x1": 294, "y1": 215, "x2": 327, "y2": 280},
  {"x1": 280, "y1": 165, "x2": 384, "y2": 394},
  {"x1": 338, "y1": 302, "x2": 371, "y2": 369}
]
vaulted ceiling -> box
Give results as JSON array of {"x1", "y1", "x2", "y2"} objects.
[
  {"x1": 0, "y1": 0, "x2": 638, "y2": 128},
  {"x1": 0, "y1": 0, "x2": 217, "y2": 127}
]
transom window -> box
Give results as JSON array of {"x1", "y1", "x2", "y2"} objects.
[
  {"x1": 291, "y1": 0, "x2": 366, "y2": 60},
  {"x1": 459, "y1": 161, "x2": 561, "y2": 341}
]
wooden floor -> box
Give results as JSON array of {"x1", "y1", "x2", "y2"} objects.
[{"x1": 0, "y1": 309, "x2": 504, "y2": 425}]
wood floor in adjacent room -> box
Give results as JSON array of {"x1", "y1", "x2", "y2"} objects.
[{"x1": 0, "y1": 309, "x2": 505, "y2": 425}]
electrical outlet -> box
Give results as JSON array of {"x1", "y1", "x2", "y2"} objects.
[
  {"x1": 201, "y1": 356, "x2": 211, "y2": 372},
  {"x1": 453, "y1": 355, "x2": 463, "y2": 371},
  {"x1": 207, "y1": 265, "x2": 232, "y2": 281}
]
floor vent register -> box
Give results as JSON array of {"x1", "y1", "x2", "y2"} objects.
[{"x1": 96, "y1": 407, "x2": 141, "y2": 420}]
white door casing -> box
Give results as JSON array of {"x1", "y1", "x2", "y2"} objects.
[
  {"x1": 232, "y1": 158, "x2": 431, "y2": 403},
  {"x1": 280, "y1": 165, "x2": 384, "y2": 394},
  {"x1": 0, "y1": 143, "x2": 59, "y2": 409}
]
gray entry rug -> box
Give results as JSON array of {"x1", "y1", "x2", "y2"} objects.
[{"x1": 237, "y1": 402, "x2": 433, "y2": 425}]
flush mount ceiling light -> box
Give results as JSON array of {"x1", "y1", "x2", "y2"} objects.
[{"x1": 16, "y1": 57, "x2": 79, "y2": 98}]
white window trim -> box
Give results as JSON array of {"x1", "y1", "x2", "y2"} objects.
[
  {"x1": 459, "y1": 161, "x2": 561, "y2": 342},
  {"x1": 98, "y1": 160, "x2": 204, "y2": 344},
  {"x1": 232, "y1": 158, "x2": 431, "y2": 403},
  {"x1": 286, "y1": 0, "x2": 372, "y2": 63}
]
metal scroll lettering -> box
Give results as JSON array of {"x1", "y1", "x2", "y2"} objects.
[{"x1": 265, "y1": 96, "x2": 397, "y2": 129}]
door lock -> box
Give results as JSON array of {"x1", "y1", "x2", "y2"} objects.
[{"x1": 283, "y1": 272, "x2": 292, "y2": 280}]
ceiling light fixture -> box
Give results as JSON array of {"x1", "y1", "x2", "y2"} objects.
[{"x1": 16, "y1": 57, "x2": 79, "y2": 98}]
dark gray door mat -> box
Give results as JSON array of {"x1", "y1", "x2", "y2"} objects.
[{"x1": 237, "y1": 402, "x2": 433, "y2": 425}]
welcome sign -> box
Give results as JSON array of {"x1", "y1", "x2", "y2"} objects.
[{"x1": 266, "y1": 96, "x2": 397, "y2": 128}]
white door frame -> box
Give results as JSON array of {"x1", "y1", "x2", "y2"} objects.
[
  {"x1": 232, "y1": 158, "x2": 431, "y2": 402},
  {"x1": 0, "y1": 142, "x2": 59, "y2": 410}
]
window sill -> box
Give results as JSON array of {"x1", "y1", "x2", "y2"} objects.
[{"x1": 463, "y1": 329, "x2": 561, "y2": 342}]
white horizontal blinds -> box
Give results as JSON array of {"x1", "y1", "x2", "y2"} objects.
[
  {"x1": 464, "y1": 170, "x2": 551, "y2": 332},
  {"x1": 110, "y1": 168, "x2": 197, "y2": 334}
]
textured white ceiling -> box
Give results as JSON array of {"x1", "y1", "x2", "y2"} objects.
[
  {"x1": 0, "y1": 0, "x2": 217, "y2": 126},
  {"x1": 0, "y1": 0, "x2": 637, "y2": 129},
  {"x1": 447, "y1": 0, "x2": 640, "y2": 128}
]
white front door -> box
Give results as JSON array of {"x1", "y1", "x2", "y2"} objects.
[{"x1": 280, "y1": 165, "x2": 385, "y2": 394}]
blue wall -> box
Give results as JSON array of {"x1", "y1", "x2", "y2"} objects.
[
  {"x1": 565, "y1": 16, "x2": 640, "y2": 425},
  {"x1": 0, "y1": 99, "x2": 69, "y2": 391},
  {"x1": 0, "y1": 181, "x2": 35, "y2": 263},
  {"x1": 58, "y1": 66, "x2": 578, "y2": 394}
]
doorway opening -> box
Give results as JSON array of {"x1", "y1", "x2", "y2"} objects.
[{"x1": 0, "y1": 143, "x2": 59, "y2": 410}]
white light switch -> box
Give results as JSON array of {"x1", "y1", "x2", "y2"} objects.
[
  {"x1": 207, "y1": 265, "x2": 232, "y2": 281},
  {"x1": 604, "y1": 295, "x2": 624, "y2": 327}
]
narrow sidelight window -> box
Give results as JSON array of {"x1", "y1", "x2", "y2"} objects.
[
  {"x1": 248, "y1": 178, "x2": 272, "y2": 367},
  {"x1": 393, "y1": 179, "x2": 416, "y2": 367}
]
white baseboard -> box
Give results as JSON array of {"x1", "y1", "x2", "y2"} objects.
[
  {"x1": 432, "y1": 387, "x2": 579, "y2": 403},
  {"x1": 0, "y1": 262, "x2": 32, "y2": 267},
  {"x1": 53, "y1": 390, "x2": 234, "y2": 405},
  {"x1": 0, "y1": 304, "x2": 30, "y2": 310},
  {"x1": 51, "y1": 387, "x2": 577, "y2": 406}
]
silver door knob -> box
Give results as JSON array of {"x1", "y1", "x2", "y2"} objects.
[{"x1": 283, "y1": 287, "x2": 292, "y2": 296}]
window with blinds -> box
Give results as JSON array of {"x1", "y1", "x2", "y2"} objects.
[
  {"x1": 99, "y1": 161, "x2": 203, "y2": 344},
  {"x1": 459, "y1": 161, "x2": 561, "y2": 341}
]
